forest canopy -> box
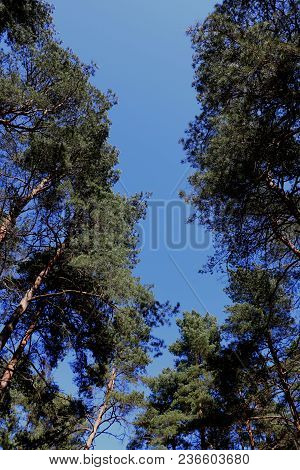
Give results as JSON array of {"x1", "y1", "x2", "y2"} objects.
[{"x1": 0, "y1": 0, "x2": 299, "y2": 451}]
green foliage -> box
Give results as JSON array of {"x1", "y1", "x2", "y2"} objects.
[
  {"x1": 79, "y1": 308, "x2": 155, "y2": 447},
  {"x1": 0, "y1": 363, "x2": 86, "y2": 449},
  {"x1": 182, "y1": 0, "x2": 299, "y2": 272},
  {"x1": 129, "y1": 312, "x2": 227, "y2": 450},
  {"x1": 0, "y1": 0, "x2": 51, "y2": 44},
  {"x1": 0, "y1": 0, "x2": 170, "y2": 450},
  {"x1": 1, "y1": 0, "x2": 298, "y2": 452},
  {"x1": 130, "y1": 270, "x2": 299, "y2": 450},
  {"x1": 222, "y1": 267, "x2": 300, "y2": 448},
  {"x1": 169, "y1": 0, "x2": 300, "y2": 450}
]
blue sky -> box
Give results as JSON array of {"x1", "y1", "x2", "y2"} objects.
[{"x1": 51, "y1": 0, "x2": 229, "y2": 449}]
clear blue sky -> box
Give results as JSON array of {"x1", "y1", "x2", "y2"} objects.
[{"x1": 51, "y1": 0, "x2": 229, "y2": 449}]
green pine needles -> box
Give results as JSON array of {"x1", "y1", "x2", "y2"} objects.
[{"x1": 0, "y1": 0, "x2": 299, "y2": 450}]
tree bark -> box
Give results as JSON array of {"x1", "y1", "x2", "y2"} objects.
[
  {"x1": 265, "y1": 175, "x2": 300, "y2": 226},
  {"x1": 266, "y1": 332, "x2": 300, "y2": 435},
  {"x1": 84, "y1": 367, "x2": 117, "y2": 450},
  {"x1": 246, "y1": 419, "x2": 255, "y2": 450},
  {"x1": 0, "y1": 245, "x2": 63, "y2": 352},
  {"x1": 270, "y1": 218, "x2": 300, "y2": 260},
  {"x1": 0, "y1": 310, "x2": 41, "y2": 396},
  {"x1": 0, "y1": 177, "x2": 51, "y2": 246}
]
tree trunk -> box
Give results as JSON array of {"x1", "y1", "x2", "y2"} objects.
[
  {"x1": 0, "y1": 310, "x2": 41, "y2": 397},
  {"x1": 266, "y1": 332, "x2": 300, "y2": 435},
  {"x1": 0, "y1": 245, "x2": 63, "y2": 352},
  {"x1": 270, "y1": 218, "x2": 300, "y2": 260},
  {"x1": 0, "y1": 177, "x2": 51, "y2": 246},
  {"x1": 265, "y1": 175, "x2": 300, "y2": 226},
  {"x1": 246, "y1": 419, "x2": 255, "y2": 450},
  {"x1": 84, "y1": 367, "x2": 117, "y2": 450}
]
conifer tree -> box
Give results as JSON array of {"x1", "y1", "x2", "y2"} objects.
[
  {"x1": 182, "y1": 0, "x2": 299, "y2": 273},
  {"x1": 0, "y1": 0, "x2": 172, "y2": 449},
  {"x1": 0, "y1": 364, "x2": 86, "y2": 449},
  {"x1": 130, "y1": 271, "x2": 299, "y2": 450},
  {"x1": 83, "y1": 308, "x2": 153, "y2": 449},
  {"x1": 0, "y1": 0, "x2": 51, "y2": 44},
  {"x1": 129, "y1": 312, "x2": 229, "y2": 450},
  {"x1": 222, "y1": 267, "x2": 300, "y2": 447}
]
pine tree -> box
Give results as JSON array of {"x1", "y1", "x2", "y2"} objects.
[
  {"x1": 182, "y1": 0, "x2": 300, "y2": 273},
  {"x1": 222, "y1": 267, "x2": 300, "y2": 448},
  {"x1": 0, "y1": 0, "x2": 51, "y2": 44},
  {"x1": 82, "y1": 308, "x2": 153, "y2": 449},
  {"x1": 130, "y1": 271, "x2": 300, "y2": 450},
  {"x1": 129, "y1": 312, "x2": 229, "y2": 450},
  {"x1": 0, "y1": 0, "x2": 173, "y2": 448},
  {"x1": 0, "y1": 363, "x2": 86, "y2": 449}
]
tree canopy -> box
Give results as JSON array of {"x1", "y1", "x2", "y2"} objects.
[
  {"x1": 0, "y1": 0, "x2": 299, "y2": 451},
  {"x1": 182, "y1": 0, "x2": 299, "y2": 275},
  {"x1": 130, "y1": 0, "x2": 299, "y2": 452},
  {"x1": 130, "y1": 269, "x2": 299, "y2": 449},
  {"x1": 0, "y1": 0, "x2": 174, "y2": 449}
]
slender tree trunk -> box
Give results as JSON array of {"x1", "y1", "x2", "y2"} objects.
[
  {"x1": 0, "y1": 177, "x2": 51, "y2": 246},
  {"x1": 246, "y1": 419, "x2": 255, "y2": 450},
  {"x1": 84, "y1": 367, "x2": 117, "y2": 450},
  {"x1": 266, "y1": 175, "x2": 300, "y2": 226},
  {"x1": 0, "y1": 310, "x2": 41, "y2": 397},
  {"x1": 266, "y1": 332, "x2": 300, "y2": 435},
  {"x1": 270, "y1": 218, "x2": 300, "y2": 260},
  {"x1": 0, "y1": 246, "x2": 63, "y2": 352}
]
